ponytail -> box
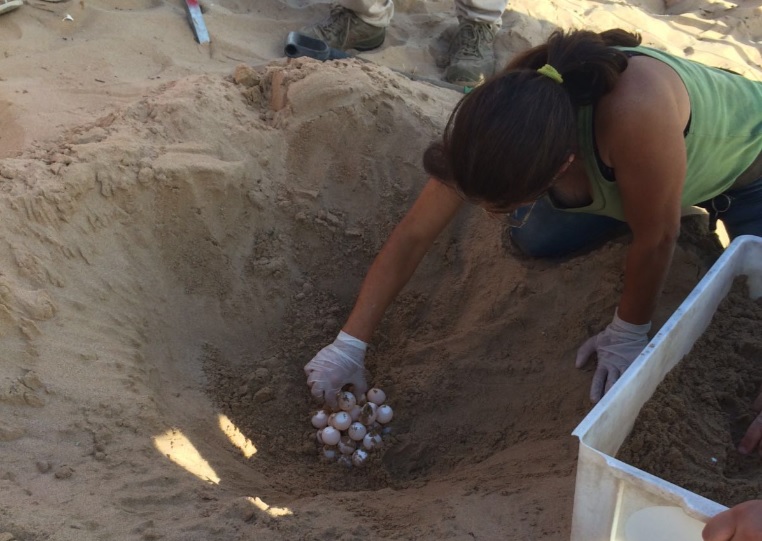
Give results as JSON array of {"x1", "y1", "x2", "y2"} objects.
[
  {"x1": 423, "y1": 28, "x2": 641, "y2": 206},
  {"x1": 505, "y1": 28, "x2": 641, "y2": 105}
]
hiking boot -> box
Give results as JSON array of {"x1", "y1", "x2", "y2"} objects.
[
  {"x1": 444, "y1": 18, "x2": 498, "y2": 86},
  {"x1": 300, "y1": 5, "x2": 386, "y2": 52}
]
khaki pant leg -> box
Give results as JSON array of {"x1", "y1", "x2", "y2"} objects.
[
  {"x1": 454, "y1": 0, "x2": 507, "y2": 24},
  {"x1": 338, "y1": 0, "x2": 394, "y2": 27}
]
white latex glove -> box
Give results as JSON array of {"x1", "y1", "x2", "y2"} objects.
[
  {"x1": 304, "y1": 331, "x2": 368, "y2": 410},
  {"x1": 575, "y1": 310, "x2": 651, "y2": 403}
]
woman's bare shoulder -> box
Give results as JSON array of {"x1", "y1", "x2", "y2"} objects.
[
  {"x1": 600, "y1": 55, "x2": 690, "y2": 122},
  {"x1": 595, "y1": 55, "x2": 690, "y2": 160}
]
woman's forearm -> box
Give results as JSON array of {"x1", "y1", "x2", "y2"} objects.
[
  {"x1": 617, "y1": 233, "x2": 678, "y2": 325},
  {"x1": 341, "y1": 178, "x2": 463, "y2": 342},
  {"x1": 342, "y1": 228, "x2": 435, "y2": 342}
]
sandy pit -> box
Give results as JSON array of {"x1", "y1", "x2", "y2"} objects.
[
  {"x1": 1, "y1": 0, "x2": 761, "y2": 539},
  {"x1": 0, "y1": 55, "x2": 727, "y2": 540}
]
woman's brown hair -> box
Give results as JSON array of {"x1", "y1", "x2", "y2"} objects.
[{"x1": 423, "y1": 28, "x2": 642, "y2": 208}]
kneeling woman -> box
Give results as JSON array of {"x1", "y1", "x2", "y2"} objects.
[{"x1": 304, "y1": 28, "x2": 762, "y2": 409}]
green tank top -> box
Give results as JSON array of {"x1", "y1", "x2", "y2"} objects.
[{"x1": 564, "y1": 45, "x2": 762, "y2": 220}]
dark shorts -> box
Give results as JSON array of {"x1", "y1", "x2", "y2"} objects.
[
  {"x1": 507, "y1": 177, "x2": 762, "y2": 258},
  {"x1": 695, "y1": 176, "x2": 762, "y2": 239}
]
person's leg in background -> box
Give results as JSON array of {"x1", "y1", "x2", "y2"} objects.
[
  {"x1": 298, "y1": 0, "x2": 507, "y2": 85},
  {"x1": 300, "y1": 0, "x2": 392, "y2": 51},
  {"x1": 446, "y1": 0, "x2": 507, "y2": 85}
]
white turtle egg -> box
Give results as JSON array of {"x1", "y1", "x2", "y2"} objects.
[
  {"x1": 376, "y1": 404, "x2": 394, "y2": 424},
  {"x1": 338, "y1": 435, "x2": 357, "y2": 455},
  {"x1": 321, "y1": 426, "x2": 341, "y2": 446},
  {"x1": 359, "y1": 402, "x2": 378, "y2": 425},
  {"x1": 311, "y1": 410, "x2": 329, "y2": 429},
  {"x1": 347, "y1": 422, "x2": 367, "y2": 441},
  {"x1": 367, "y1": 388, "x2": 386, "y2": 405},
  {"x1": 362, "y1": 432, "x2": 383, "y2": 450},
  {"x1": 316, "y1": 428, "x2": 324, "y2": 445},
  {"x1": 322, "y1": 446, "x2": 338, "y2": 461},
  {"x1": 331, "y1": 411, "x2": 352, "y2": 431},
  {"x1": 337, "y1": 391, "x2": 357, "y2": 412},
  {"x1": 349, "y1": 404, "x2": 362, "y2": 422},
  {"x1": 351, "y1": 448, "x2": 369, "y2": 467}
]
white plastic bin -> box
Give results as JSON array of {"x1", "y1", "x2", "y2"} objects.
[{"x1": 570, "y1": 235, "x2": 762, "y2": 541}]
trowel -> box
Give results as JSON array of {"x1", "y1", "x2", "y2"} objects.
[
  {"x1": 285, "y1": 31, "x2": 350, "y2": 61},
  {"x1": 185, "y1": 0, "x2": 210, "y2": 44}
]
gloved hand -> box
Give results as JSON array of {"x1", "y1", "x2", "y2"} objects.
[
  {"x1": 575, "y1": 310, "x2": 651, "y2": 403},
  {"x1": 304, "y1": 331, "x2": 368, "y2": 410}
]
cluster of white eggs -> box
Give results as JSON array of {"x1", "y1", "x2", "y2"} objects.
[{"x1": 312, "y1": 387, "x2": 393, "y2": 468}]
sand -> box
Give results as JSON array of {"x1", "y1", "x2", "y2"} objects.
[
  {"x1": 618, "y1": 276, "x2": 762, "y2": 509},
  {"x1": 0, "y1": 0, "x2": 760, "y2": 539}
]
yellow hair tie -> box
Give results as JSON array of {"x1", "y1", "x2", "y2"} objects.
[{"x1": 537, "y1": 64, "x2": 563, "y2": 84}]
